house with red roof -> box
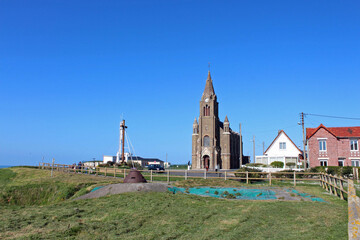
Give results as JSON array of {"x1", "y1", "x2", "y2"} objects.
[
  {"x1": 306, "y1": 124, "x2": 360, "y2": 167},
  {"x1": 256, "y1": 130, "x2": 303, "y2": 168}
]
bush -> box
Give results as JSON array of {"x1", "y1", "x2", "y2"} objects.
[
  {"x1": 270, "y1": 161, "x2": 284, "y2": 168},
  {"x1": 342, "y1": 167, "x2": 352, "y2": 178},
  {"x1": 286, "y1": 162, "x2": 295, "y2": 168},
  {"x1": 234, "y1": 167, "x2": 264, "y2": 182}
]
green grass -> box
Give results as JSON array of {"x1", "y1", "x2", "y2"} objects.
[{"x1": 0, "y1": 167, "x2": 348, "y2": 239}]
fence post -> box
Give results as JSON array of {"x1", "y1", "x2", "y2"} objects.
[
  {"x1": 151, "y1": 170, "x2": 153, "y2": 182},
  {"x1": 167, "y1": 170, "x2": 170, "y2": 183},
  {"x1": 225, "y1": 171, "x2": 227, "y2": 180},
  {"x1": 324, "y1": 174, "x2": 329, "y2": 191},
  {"x1": 269, "y1": 172, "x2": 272, "y2": 186},
  {"x1": 293, "y1": 171, "x2": 296, "y2": 187},
  {"x1": 105, "y1": 167, "x2": 107, "y2": 177},
  {"x1": 114, "y1": 166, "x2": 116, "y2": 178},
  {"x1": 328, "y1": 175, "x2": 334, "y2": 195},
  {"x1": 339, "y1": 177, "x2": 344, "y2": 200},
  {"x1": 204, "y1": 170, "x2": 206, "y2": 180},
  {"x1": 246, "y1": 171, "x2": 249, "y2": 184},
  {"x1": 96, "y1": 167, "x2": 98, "y2": 176},
  {"x1": 185, "y1": 170, "x2": 187, "y2": 180},
  {"x1": 124, "y1": 168, "x2": 126, "y2": 178}
]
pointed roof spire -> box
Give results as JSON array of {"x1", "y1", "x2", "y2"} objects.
[
  {"x1": 224, "y1": 115, "x2": 229, "y2": 123},
  {"x1": 203, "y1": 71, "x2": 215, "y2": 96},
  {"x1": 193, "y1": 118, "x2": 198, "y2": 125}
]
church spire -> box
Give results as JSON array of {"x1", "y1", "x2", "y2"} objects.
[{"x1": 203, "y1": 71, "x2": 215, "y2": 96}]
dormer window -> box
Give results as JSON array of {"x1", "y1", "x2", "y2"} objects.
[
  {"x1": 351, "y1": 139, "x2": 358, "y2": 151},
  {"x1": 203, "y1": 105, "x2": 210, "y2": 116}
]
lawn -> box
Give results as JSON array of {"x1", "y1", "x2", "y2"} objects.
[{"x1": 0, "y1": 167, "x2": 348, "y2": 239}]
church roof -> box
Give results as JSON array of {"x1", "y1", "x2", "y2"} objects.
[
  {"x1": 193, "y1": 118, "x2": 198, "y2": 125},
  {"x1": 224, "y1": 115, "x2": 229, "y2": 123},
  {"x1": 203, "y1": 71, "x2": 215, "y2": 96}
]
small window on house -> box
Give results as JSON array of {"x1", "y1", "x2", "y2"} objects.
[
  {"x1": 279, "y1": 142, "x2": 286, "y2": 150},
  {"x1": 351, "y1": 160, "x2": 360, "y2": 167},
  {"x1": 320, "y1": 159, "x2": 328, "y2": 166},
  {"x1": 350, "y1": 140, "x2": 358, "y2": 151},
  {"x1": 319, "y1": 140, "x2": 327, "y2": 151},
  {"x1": 338, "y1": 158, "x2": 345, "y2": 167}
]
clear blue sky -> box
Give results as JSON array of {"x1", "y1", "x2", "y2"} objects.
[{"x1": 1, "y1": 0, "x2": 360, "y2": 166}]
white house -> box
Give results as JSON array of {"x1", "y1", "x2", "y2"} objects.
[{"x1": 256, "y1": 130, "x2": 302, "y2": 168}]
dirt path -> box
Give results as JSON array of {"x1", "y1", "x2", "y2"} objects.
[{"x1": 76, "y1": 183, "x2": 169, "y2": 200}]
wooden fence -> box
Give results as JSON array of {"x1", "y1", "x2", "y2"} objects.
[{"x1": 39, "y1": 162, "x2": 324, "y2": 186}]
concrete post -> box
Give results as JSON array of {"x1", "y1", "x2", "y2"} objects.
[
  {"x1": 185, "y1": 170, "x2": 188, "y2": 180},
  {"x1": 348, "y1": 179, "x2": 360, "y2": 239},
  {"x1": 246, "y1": 171, "x2": 249, "y2": 184},
  {"x1": 150, "y1": 170, "x2": 153, "y2": 182},
  {"x1": 225, "y1": 171, "x2": 227, "y2": 180},
  {"x1": 167, "y1": 170, "x2": 170, "y2": 183},
  {"x1": 293, "y1": 171, "x2": 296, "y2": 187}
]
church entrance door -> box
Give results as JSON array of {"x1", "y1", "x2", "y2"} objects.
[{"x1": 203, "y1": 155, "x2": 210, "y2": 170}]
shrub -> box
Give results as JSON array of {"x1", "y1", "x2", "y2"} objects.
[
  {"x1": 326, "y1": 166, "x2": 341, "y2": 176},
  {"x1": 246, "y1": 163, "x2": 264, "y2": 167},
  {"x1": 214, "y1": 191, "x2": 219, "y2": 195},
  {"x1": 270, "y1": 161, "x2": 284, "y2": 168},
  {"x1": 234, "y1": 167, "x2": 263, "y2": 182},
  {"x1": 286, "y1": 162, "x2": 295, "y2": 168},
  {"x1": 342, "y1": 166, "x2": 352, "y2": 178}
]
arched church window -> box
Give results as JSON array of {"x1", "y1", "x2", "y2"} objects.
[
  {"x1": 204, "y1": 136, "x2": 210, "y2": 147},
  {"x1": 203, "y1": 105, "x2": 210, "y2": 116}
]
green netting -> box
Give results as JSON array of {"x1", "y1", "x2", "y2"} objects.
[
  {"x1": 168, "y1": 187, "x2": 277, "y2": 200},
  {"x1": 286, "y1": 189, "x2": 326, "y2": 202}
]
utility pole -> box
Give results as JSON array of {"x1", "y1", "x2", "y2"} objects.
[
  {"x1": 263, "y1": 141, "x2": 265, "y2": 155},
  {"x1": 239, "y1": 123, "x2": 243, "y2": 167},
  {"x1": 300, "y1": 112, "x2": 307, "y2": 170},
  {"x1": 120, "y1": 120, "x2": 128, "y2": 164},
  {"x1": 252, "y1": 136, "x2": 255, "y2": 163}
]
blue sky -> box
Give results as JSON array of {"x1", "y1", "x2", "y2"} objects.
[{"x1": 1, "y1": 0, "x2": 360, "y2": 166}]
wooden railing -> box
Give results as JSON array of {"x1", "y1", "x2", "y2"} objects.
[{"x1": 320, "y1": 173, "x2": 348, "y2": 200}]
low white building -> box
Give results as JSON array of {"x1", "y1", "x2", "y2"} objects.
[{"x1": 256, "y1": 130, "x2": 302, "y2": 168}]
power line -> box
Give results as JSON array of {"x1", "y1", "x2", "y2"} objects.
[{"x1": 304, "y1": 113, "x2": 360, "y2": 120}]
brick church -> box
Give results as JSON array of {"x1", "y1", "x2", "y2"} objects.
[{"x1": 192, "y1": 71, "x2": 242, "y2": 170}]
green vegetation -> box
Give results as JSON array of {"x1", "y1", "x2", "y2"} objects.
[
  {"x1": 270, "y1": 161, "x2": 284, "y2": 168},
  {"x1": 0, "y1": 167, "x2": 348, "y2": 239},
  {"x1": 310, "y1": 166, "x2": 353, "y2": 177},
  {"x1": 169, "y1": 164, "x2": 188, "y2": 169}
]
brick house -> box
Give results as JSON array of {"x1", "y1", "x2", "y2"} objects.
[{"x1": 306, "y1": 124, "x2": 360, "y2": 167}]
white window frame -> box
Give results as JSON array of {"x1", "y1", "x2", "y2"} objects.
[
  {"x1": 350, "y1": 139, "x2": 359, "y2": 151},
  {"x1": 279, "y1": 142, "x2": 286, "y2": 150},
  {"x1": 318, "y1": 139, "x2": 327, "y2": 151},
  {"x1": 351, "y1": 160, "x2": 360, "y2": 167},
  {"x1": 320, "y1": 159, "x2": 328, "y2": 166},
  {"x1": 338, "y1": 158, "x2": 345, "y2": 167}
]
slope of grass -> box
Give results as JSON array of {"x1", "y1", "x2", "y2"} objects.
[
  {"x1": 0, "y1": 167, "x2": 348, "y2": 239},
  {"x1": 0, "y1": 167, "x2": 121, "y2": 206}
]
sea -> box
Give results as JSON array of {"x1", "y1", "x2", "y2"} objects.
[{"x1": 0, "y1": 165, "x2": 13, "y2": 169}]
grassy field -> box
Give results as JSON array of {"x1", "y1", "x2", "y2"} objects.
[{"x1": 0, "y1": 167, "x2": 348, "y2": 239}]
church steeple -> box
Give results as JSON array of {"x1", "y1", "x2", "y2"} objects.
[{"x1": 203, "y1": 71, "x2": 215, "y2": 97}]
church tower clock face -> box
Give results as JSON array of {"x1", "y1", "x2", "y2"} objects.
[{"x1": 205, "y1": 98, "x2": 209, "y2": 102}]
